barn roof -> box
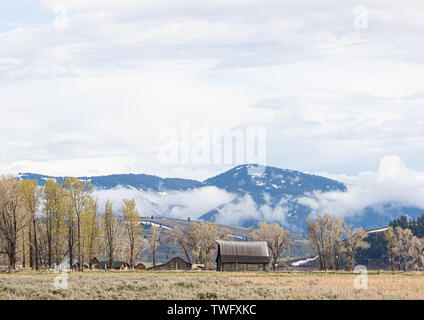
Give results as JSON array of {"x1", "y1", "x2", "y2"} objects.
[
  {"x1": 215, "y1": 240, "x2": 270, "y2": 263},
  {"x1": 135, "y1": 261, "x2": 153, "y2": 268},
  {"x1": 92, "y1": 256, "x2": 108, "y2": 262},
  {"x1": 148, "y1": 256, "x2": 191, "y2": 270}
]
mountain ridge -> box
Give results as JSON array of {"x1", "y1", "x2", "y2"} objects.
[{"x1": 17, "y1": 164, "x2": 423, "y2": 233}]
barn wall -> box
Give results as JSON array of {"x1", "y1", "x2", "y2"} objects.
[{"x1": 217, "y1": 262, "x2": 268, "y2": 272}]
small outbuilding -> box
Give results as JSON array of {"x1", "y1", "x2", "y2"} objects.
[
  {"x1": 148, "y1": 257, "x2": 192, "y2": 271},
  {"x1": 215, "y1": 240, "x2": 270, "y2": 272},
  {"x1": 134, "y1": 262, "x2": 153, "y2": 270}
]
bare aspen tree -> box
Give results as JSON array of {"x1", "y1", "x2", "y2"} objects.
[
  {"x1": 64, "y1": 192, "x2": 76, "y2": 269},
  {"x1": 198, "y1": 223, "x2": 230, "y2": 267},
  {"x1": 65, "y1": 178, "x2": 93, "y2": 271},
  {"x1": 393, "y1": 227, "x2": 405, "y2": 271},
  {"x1": 307, "y1": 214, "x2": 360, "y2": 271},
  {"x1": 21, "y1": 179, "x2": 41, "y2": 270},
  {"x1": 102, "y1": 200, "x2": 117, "y2": 270},
  {"x1": 166, "y1": 222, "x2": 230, "y2": 267},
  {"x1": 248, "y1": 221, "x2": 290, "y2": 271},
  {"x1": 165, "y1": 226, "x2": 192, "y2": 263},
  {"x1": 306, "y1": 214, "x2": 332, "y2": 270},
  {"x1": 114, "y1": 217, "x2": 131, "y2": 262},
  {"x1": 81, "y1": 196, "x2": 99, "y2": 268},
  {"x1": 329, "y1": 217, "x2": 344, "y2": 271},
  {"x1": 343, "y1": 224, "x2": 369, "y2": 271},
  {"x1": 184, "y1": 222, "x2": 203, "y2": 264},
  {"x1": 148, "y1": 225, "x2": 161, "y2": 267},
  {"x1": 410, "y1": 236, "x2": 424, "y2": 270},
  {"x1": 52, "y1": 195, "x2": 67, "y2": 268},
  {"x1": 36, "y1": 223, "x2": 49, "y2": 267},
  {"x1": 43, "y1": 179, "x2": 67, "y2": 267},
  {"x1": 393, "y1": 227, "x2": 416, "y2": 271},
  {"x1": 385, "y1": 226, "x2": 396, "y2": 272},
  {"x1": 121, "y1": 199, "x2": 142, "y2": 268},
  {"x1": 0, "y1": 177, "x2": 28, "y2": 270}
]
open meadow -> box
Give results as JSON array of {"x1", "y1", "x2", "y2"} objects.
[{"x1": 0, "y1": 270, "x2": 424, "y2": 300}]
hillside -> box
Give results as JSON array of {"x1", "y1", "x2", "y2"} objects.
[{"x1": 18, "y1": 173, "x2": 201, "y2": 191}]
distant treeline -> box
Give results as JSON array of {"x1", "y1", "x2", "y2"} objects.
[{"x1": 356, "y1": 213, "x2": 424, "y2": 269}]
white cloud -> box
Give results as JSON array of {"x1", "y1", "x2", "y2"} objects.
[
  {"x1": 1, "y1": 1, "x2": 424, "y2": 178},
  {"x1": 299, "y1": 155, "x2": 424, "y2": 218},
  {"x1": 92, "y1": 183, "x2": 291, "y2": 228},
  {"x1": 212, "y1": 194, "x2": 290, "y2": 227},
  {"x1": 93, "y1": 186, "x2": 235, "y2": 220}
]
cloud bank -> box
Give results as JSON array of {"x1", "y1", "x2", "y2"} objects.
[
  {"x1": 93, "y1": 186, "x2": 235, "y2": 221},
  {"x1": 300, "y1": 155, "x2": 424, "y2": 218},
  {"x1": 1, "y1": 1, "x2": 424, "y2": 178}
]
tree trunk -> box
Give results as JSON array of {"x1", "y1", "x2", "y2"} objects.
[
  {"x1": 152, "y1": 245, "x2": 156, "y2": 267},
  {"x1": 390, "y1": 250, "x2": 394, "y2": 272},
  {"x1": 130, "y1": 244, "x2": 134, "y2": 269},
  {"x1": 109, "y1": 246, "x2": 113, "y2": 271},
  {"x1": 48, "y1": 236, "x2": 52, "y2": 268},
  {"x1": 9, "y1": 242, "x2": 16, "y2": 271},
  {"x1": 335, "y1": 253, "x2": 340, "y2": 271},
  {"x1": 33, "y1": 217, "x2": 39, "y2": 271},
  {"x1": 183, "y1": 247, "x2": 191, "y2": 264},
  {"x1": 69, "y1": 226, "x2": 73, "y2": 270},
  {"x1": 22, "y1": 231, "x2": 26, "y2": 268},
  {"x1": 29, "y1": 229, "x2": 33, "y2": 269},
  {"x1": 318, "y1": 254, "x2": 323, "y2": 271},
  {"x1": 77, "y1": 216, "x2": 82, "y2": 271},
  {"x1": 345, "y1": 255, "x2": 351, "y2": 271}
]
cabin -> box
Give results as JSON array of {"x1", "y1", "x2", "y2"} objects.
[
  {"x1": 91, "y1": 256, "x2": 130, "y2": 270},
  {"x1": 134, "y1": 262, "x2": 153, "y2": 270},
  {"x1": 215, "y1": 240, "x2": 270, "y2": 272},
  {"x1": 148, "y1": 257, "x2": 191, "y2": 271}
]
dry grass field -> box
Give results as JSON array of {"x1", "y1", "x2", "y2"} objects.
[{"x1": 0, "y1": 270, "x2": 424, "y2": 300}]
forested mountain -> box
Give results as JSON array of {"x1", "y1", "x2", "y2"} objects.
[{"x1": 18, "y1": 164, "x2": 424, "y2": 233}]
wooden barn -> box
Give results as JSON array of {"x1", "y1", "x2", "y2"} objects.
[
  {"x1": 148, "y1": 257, "x2": 191, "y2": 271},
  {"x1": 215, "y1": 240, "x2": 270, "y2": 272}
]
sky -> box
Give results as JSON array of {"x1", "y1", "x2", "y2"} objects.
[{"x1": 1, "y1": 0, "x2": 424, "y2": 183}]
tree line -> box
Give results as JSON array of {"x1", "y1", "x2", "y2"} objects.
[
  {"x1": 307, "y1": 213, "x2": 424, "y2": 271},
  {"x1": 0, "y1": 176, "x2": 156, "y2": 271},
  {"x1": 0, "y1": 176, "x2": 294, "y2": 271},
  {"x1": 358, "y1": 221, "x2": 424, "y2": 272}
]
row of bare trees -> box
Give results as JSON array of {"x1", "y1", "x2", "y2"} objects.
[
  {"x1": 0, "y1": 176, "x2": 153, "y2": 271},
  {"x1": 307, "y1": 214, "x2": 424, "y2": 271},
  {"x1": 306, "y1": 214, "x2": 370, "y2": 271},
  {"x1": 385, "y1": 226, "x2": 424, "y2": 271}
]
